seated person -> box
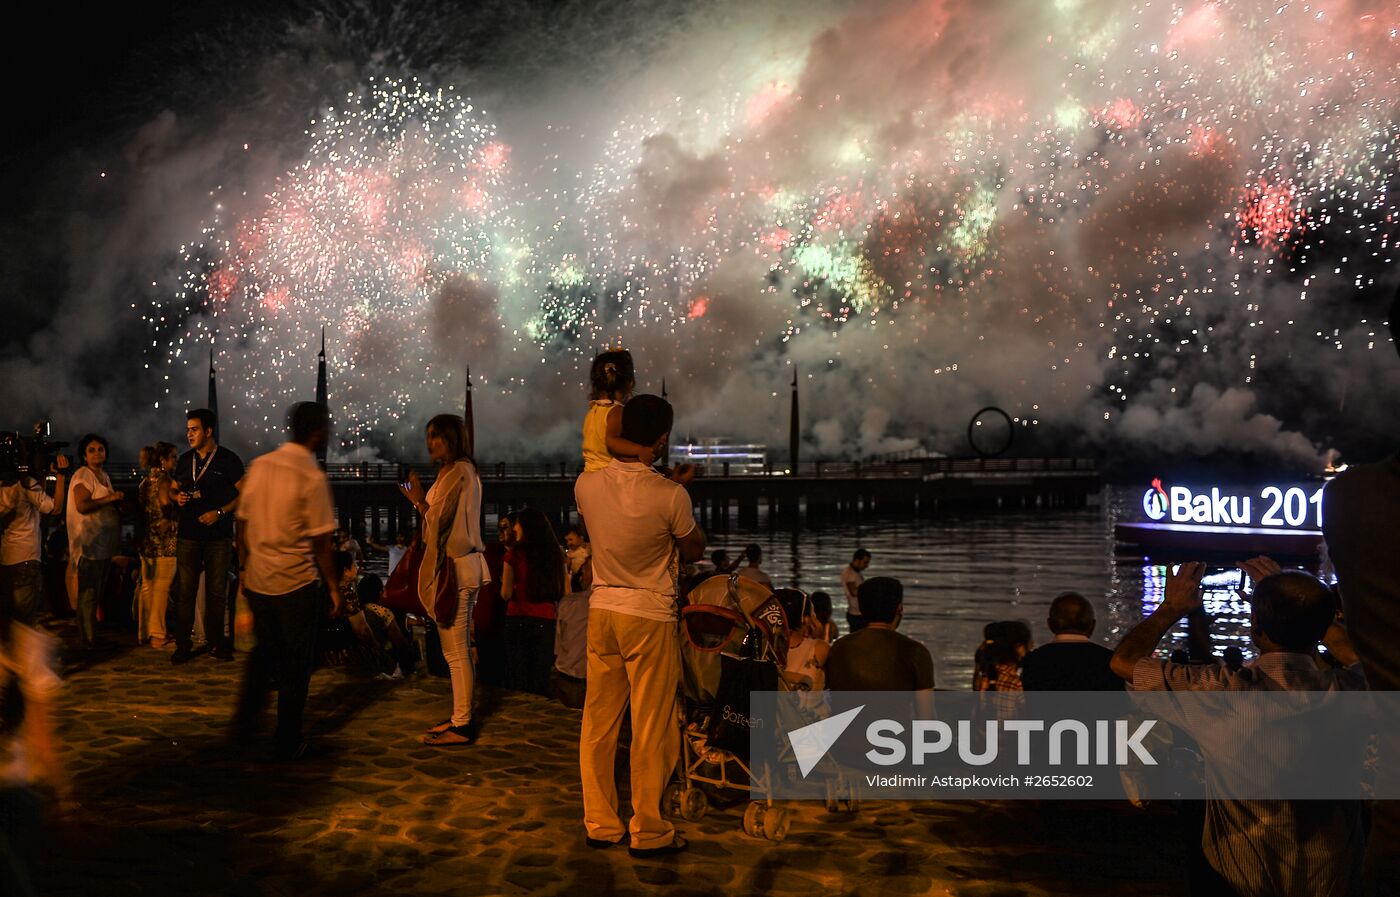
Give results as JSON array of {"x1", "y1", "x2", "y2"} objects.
[
  {"x1": 737, "y1": 544, "x2": 773, "y2": 589},
  {"x1": 1020, "y1": 592, "x2": 1123, "y2": 691},
  {"x1": 825, "y1": 577, "x2": 934, "y2": 717},
  {"x1": 357, "y1": 572, "x2": 418, "y2": 677},
  {"x1": 333, "y1": 551, "x2": 415, "y2": 678},
  {"x1": 777, "y1": 589, "x2": 828, "y2": 710},
  {"x1": 972, "y1": 620, "x2": 1031, "y2": 693},
  {"x1": 808, "y1": 590, "x2": 839, "y2": 643},
  {"x1": 972, "y1": 620, "x2": 1031, "y2": 721},
  {"x1": 709, "y1": 549, "x2": 739, "y2": 574}
]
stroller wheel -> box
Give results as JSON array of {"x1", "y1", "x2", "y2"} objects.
[
  {"x1": 680, "y1": 788, "x2": 709, "y2": 821},
  {"x1": 762, "y1": 806, "x2": 790, "y2": 842},
  {"x1": 663, "y1": 781, "x2": 686, "y2": 818},
  {"x1": 823, "y1": 779, "x2": 860, "y2": 814},
  {"x1": 742, "y1": 801, "x2": 765, "y2": 838}
]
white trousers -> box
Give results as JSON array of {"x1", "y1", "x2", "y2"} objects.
[{"x1": 441, "y1": 555, "x2": 479, "y2": 726}]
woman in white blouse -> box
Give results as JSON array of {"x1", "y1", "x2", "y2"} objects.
[
  {"x1": 400, "y1": 415, "x2": 489, "y2": 745},
  {"x1": 66, "y1": 434, "x2": 124, "y2": 649}
]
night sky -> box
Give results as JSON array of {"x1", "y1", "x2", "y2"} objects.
[{"x1": 2, "y1": 1, "x2": 1397, "y2": 472}]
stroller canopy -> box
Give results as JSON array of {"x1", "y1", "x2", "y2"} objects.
[{"x1": 680, "y1": 574, "x2": 789, "y2": 705}]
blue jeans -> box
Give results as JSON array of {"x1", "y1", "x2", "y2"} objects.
[
  {"x1": 175, "y1": 538, "x2": 233, "y2": 651},
  {"x1": 75, "y1": 557, "x2": 111, "y2": 645}
]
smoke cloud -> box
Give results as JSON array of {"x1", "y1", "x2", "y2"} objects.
[{"x1": 1, "y1": 0, "x2": 1396, "y2": 474}]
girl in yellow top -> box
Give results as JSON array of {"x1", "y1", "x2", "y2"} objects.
[{"x1": 583, "y1": 349, "x2": 656, "y2": 471}]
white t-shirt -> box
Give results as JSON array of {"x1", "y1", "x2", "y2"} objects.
[
  {"x1": 575, "y1": 459, "x2": 697, "y2": 622},
  {"x1": 0, "y1": 480, "x2": 55, "y2": 565},
  {"x1": 67, "y1": 466, "x2": 119, "y2": 562},
  {"x1": 841, "y1": 564, "x2": 864, "y2": 616},
  {"x1": 387, "y1": 544, "x2": 407, "y2": 574},
  {"x1": 738, "y1": 564, "x2": 774, "y2": 590},
  {"x1": 235, "y1": 442, "x2": 337, "y2": 596}
]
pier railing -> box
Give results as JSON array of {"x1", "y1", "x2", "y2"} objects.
[{"x1": 105, "y1": 456, "x2": 1095, "y2": 483}]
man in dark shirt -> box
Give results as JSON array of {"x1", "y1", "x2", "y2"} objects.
[
  {"x1": 1020, "y1": 591, "x2": 1124, "y2": 691},
  {"x1": 1322, "y1": 284, "x2": 1400, "y2": 896},
  {"x1": 825, "y1": 577, "x2": 935, "y2": 717},
  {"x1": 171, "y1": 408, "x2": 244, "y2": 664}
]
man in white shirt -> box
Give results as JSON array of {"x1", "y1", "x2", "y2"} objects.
[
  {"x1": 841, "y1": 548, "x2": 871, "y2": 632},
  {"x1": 0, "y1": 453, "x2": 68, "y2": 624},
  {"x1": 231, "y1": 403, "x2": 344, "y2": 761},
  {"x1": 575, "y1": 395, "x2": 706, "y2": 858},
  {"x1": 737, "y1": 543, "x2": 773, "y2": 589}
]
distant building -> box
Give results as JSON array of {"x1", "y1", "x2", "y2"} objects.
[{"x1": 671, "y1": 439, "x2": 769, "y2": 476}]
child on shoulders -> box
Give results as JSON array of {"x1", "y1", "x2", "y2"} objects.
[{"x1": 582, "y1": 349, "x2": 655, "y2": 472}]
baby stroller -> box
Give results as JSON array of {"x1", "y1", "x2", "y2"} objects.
[{"x1": 670, "y1": 573, "x2": 796, "y2": 841}]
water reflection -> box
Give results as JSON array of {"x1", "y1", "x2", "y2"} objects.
[{"x1": 699, "y1": 487, "x2": 1315, "y2": 689}]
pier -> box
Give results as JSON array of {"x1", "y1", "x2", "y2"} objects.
[{"x1": 108, "y1": 456, "x2": 1099, "y2": 537}]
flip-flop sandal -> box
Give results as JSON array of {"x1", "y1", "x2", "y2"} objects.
[
  {"x1": 425, "y1": 719, "x2": 453, "y2": 735},
  {"x1": 422, "y1": 725, "x2": 475, "y2": 746}
]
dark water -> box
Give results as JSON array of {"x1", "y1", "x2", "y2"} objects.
[{"x1": 705, "y1": 487, "x2": 1263, "y2": 689}]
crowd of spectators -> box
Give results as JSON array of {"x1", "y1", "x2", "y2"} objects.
[{"x1": 2, "y1": 303, "x2": 1398, "y2": 897}]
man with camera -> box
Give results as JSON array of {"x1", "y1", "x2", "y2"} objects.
[{"x1": 0, "y1": 443, "x2": 69, "y2": 625}]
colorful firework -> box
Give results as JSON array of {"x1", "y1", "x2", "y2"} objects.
[{"x1": 147, "y1": 1, "x2": 1400, "y2": 458}]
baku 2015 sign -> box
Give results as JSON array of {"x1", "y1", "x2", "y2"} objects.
[{"x1": 1141, "y1": 477, "x2": 1323, "y2": 530}]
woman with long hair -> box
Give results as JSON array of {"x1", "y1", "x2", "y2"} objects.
[
  {"x1": 66, "y1": 434, "x2": 124, "y2": 650},
  {"x1": 501, "y1": 507, "x2": 566, "y2": 696},
  {"x1": 399, "y1": 414, "x2": 488, "y2": 745},
  {"x1": 137, "y1": 442, "x2": 179, "y2": 647}
]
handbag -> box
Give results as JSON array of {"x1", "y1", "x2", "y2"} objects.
[
  {"x1": 707, "y1": 652, "x2": 780, "y2": 755},
  {"x1": 381, "y1": 529, "x2": 459, "y2": 627}
]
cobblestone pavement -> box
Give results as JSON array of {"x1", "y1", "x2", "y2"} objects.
[{"x1": 33, "y1": 638, "x2": 1187, "y2": 897}]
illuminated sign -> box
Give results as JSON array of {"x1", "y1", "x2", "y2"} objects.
[
  {"x1": 1142, "y1": 479, "x2": 1169, "y2": 520},
  {"x1": 1140, "y1": 480, "x2": 1324, "y2": 530}
]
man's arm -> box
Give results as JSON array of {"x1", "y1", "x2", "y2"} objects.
[
  {"x1": 198, "y1": 471, "x2": 242, "y2": 527},
  {"x1": 1111, "y1": 561, "x2": 1205, "y2": 681},
  {"x1": 1322, "y1": 619, "x2": 1360, "y2": 667},
  {"x1": 312, "y1": 532, "x2": 344, "y2": 618},
  {"x1": 43, "y1": 454, "x2": 69, "y2": 515},
  {"x1": 677, "y1": 523, "x2": 707, "y2": 564}
]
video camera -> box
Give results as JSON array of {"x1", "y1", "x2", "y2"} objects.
[{"x1": 0, "y1": 422, "x2": 69, "y2": 484}]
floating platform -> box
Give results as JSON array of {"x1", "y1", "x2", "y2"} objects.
[{"x1": 1115, "y1": 521, "x2": 1323, "y2": 560}]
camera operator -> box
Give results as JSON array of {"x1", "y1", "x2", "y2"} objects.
[{"x1": 0, "y1": 451, "x2": 69, "y2": 626}]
